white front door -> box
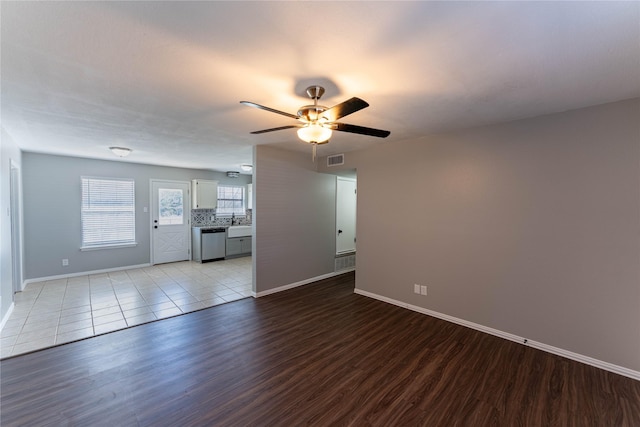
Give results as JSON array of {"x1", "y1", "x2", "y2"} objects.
[
  {"x1": 336, "y1": 177, "x2": 357, "y2": 254},
  {"x1": 151, "y1": 180, "x2": 191, "y2": 264}
]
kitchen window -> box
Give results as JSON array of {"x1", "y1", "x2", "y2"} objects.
[
  {"x1": 217, "y1": 185, "x2": 245, "y2": 216},
  {"x1": 81, "y1": 177, "x2": 136, "y2": 249}
]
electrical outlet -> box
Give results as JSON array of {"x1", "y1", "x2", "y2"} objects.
[
  {"x1": 420, "y1": 285, "x2": 427, "y2": 295},
  {"x1": 413, "y1": 284, "x2": 420, "y2": 294},
  {"x1": 62, "y1": 259, "x2": 69, "y2": 266}
]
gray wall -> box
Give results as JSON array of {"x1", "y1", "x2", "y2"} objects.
[
  {"x1": 1, "y1": 129, "x2": 23, "y2": 321},
  {"x1": 254, "y1": 145, "x2": 336, "y2": 293},
  {"x1": 22, "y1": 153, "x2": 250, "y2": 280},
  {"x1": 343, "y1": 99, "x2": 639, "y2": 372}
]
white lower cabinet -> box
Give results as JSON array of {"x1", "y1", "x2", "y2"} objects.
[{"x1": 226, "y1": 236, "x2": 252, "y2": 257}]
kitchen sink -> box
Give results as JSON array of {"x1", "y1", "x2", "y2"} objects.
[{"x1": 227, "y1": 225, "x2": 252, "y2": 238}]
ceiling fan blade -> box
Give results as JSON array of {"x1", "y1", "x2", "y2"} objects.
[
  {"x1": 250, "y1": 125, "x2": 301, "y2": 134},
  {"x1": 320, "y1": 97, "x2": 369, "y2": 122},
  {"x1": 240, "y1": 101, "x2": 299, "y2": 120},
  {"x1": 331, "y1": 123, "x2": 391, "y2": 138}
]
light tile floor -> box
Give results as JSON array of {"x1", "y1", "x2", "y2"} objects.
[{"x1": 1, "y1": 257, "x2": 252, "y2": 358}]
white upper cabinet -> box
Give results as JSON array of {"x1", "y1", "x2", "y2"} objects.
[{"x1": 192, "y1": 179, "x2": 218, "y2": 209}]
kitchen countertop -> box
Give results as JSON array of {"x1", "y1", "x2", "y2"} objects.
[{"x1": 192, "y1": 225, "x2": 252, "y2": 229}]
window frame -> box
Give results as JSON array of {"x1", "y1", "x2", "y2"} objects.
[
  {"x1": 80, "y1": 176, "x2": 137, "y2": 250},
  {"x1": 216, "y1": 184, "x2": 246, "y2": 217}
]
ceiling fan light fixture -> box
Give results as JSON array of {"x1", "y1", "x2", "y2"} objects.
[
  {"x1": 109, "y1": 146, "x2": 132, "y2": 157},
  {"x1": 297, "y1": 123, "x2": 332, "y2": 144}
]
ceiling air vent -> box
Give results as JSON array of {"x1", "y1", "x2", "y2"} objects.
[{"x1": 327, "y1": 154, "x2": 344, "y2": 167}]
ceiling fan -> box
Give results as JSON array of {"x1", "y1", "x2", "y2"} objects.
[{"x1": 240, "y1": 86, "x2": 390, "y2": 160}]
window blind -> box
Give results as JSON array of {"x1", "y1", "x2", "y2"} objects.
[{"x1": 81, "y1": 177, "x2": 135, "y2": 248}]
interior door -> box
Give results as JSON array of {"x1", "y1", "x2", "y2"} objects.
[
  {"x1": 336, "y1": 177, "x2": 357, "y2": 254},
  {"x1": 151, "y1": 180, "x2": 191, "y2": 264}
]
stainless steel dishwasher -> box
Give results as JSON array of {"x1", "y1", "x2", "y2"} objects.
[{"x1": 192, "y1": 227, "x2": 226, "y2": 262}]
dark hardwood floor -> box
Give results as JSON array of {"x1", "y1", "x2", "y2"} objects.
[{"x1": 1, "y1": 272, "x2": 639, "y2": 426}]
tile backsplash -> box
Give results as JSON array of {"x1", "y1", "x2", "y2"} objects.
[{"x1": 191, "y1": 209, "x2": 252, "y2": 227}]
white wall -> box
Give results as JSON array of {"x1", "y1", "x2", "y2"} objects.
[
  {"x1": 340, "y1": 98, "x2": 639, "y2": 373},
  {"x1": 21, "y1": 153, "x2": 251, "y2": 280},
  {"x1": 254, "y1": 145, "x2": 336, "y2": 293},
  {"x1": 1, "y1": 128, "x2": 23, "y2": 322}
]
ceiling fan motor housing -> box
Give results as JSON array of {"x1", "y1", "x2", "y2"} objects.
[
  {"x1": 299, "y1": 86, "x2": 329, "y2": 122},
  {"x1": 298, "y1": 105, "x2": 328, "y2": 122}
]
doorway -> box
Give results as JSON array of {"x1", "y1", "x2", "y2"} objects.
[
  {"x1": 336, "y1": 177, "x2": 357, "y2": 254},
  {"x1": 150, "y1": 180, "x2": 191, "y2": 265}
]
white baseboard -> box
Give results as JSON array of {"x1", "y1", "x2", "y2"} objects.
[
  {"x1": 255, "y1": 268, "x2": 355, "y2": 298},
  {"x1": 1, "y1": 302, "x2": 15, "y2": 331},
  {"x1": 22, "y1": 263, "x2": 152, "y2": 288},
  {"x1": 354, "y1": 288, "x2": 640, "y2": 381}
]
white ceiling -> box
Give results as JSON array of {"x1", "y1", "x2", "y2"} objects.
[{"x1": 2, "y1": 1, "x2": 639, "y2": 172}]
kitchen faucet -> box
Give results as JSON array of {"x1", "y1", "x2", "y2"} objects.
[{"x1": 231, "y1": 213, "x2": 236, "y2": 225}]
